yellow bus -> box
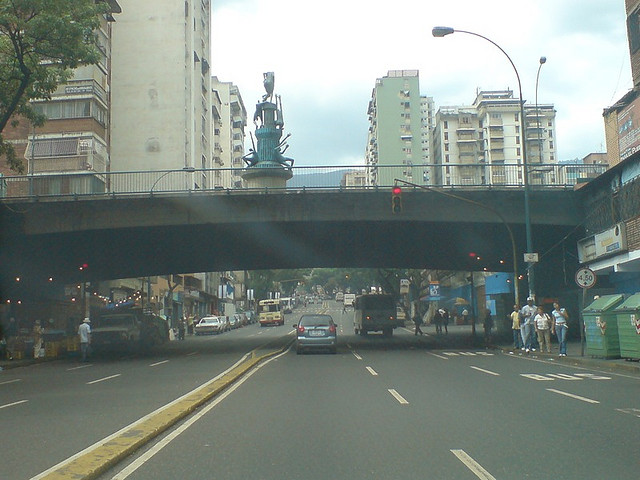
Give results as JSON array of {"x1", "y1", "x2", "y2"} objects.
[{"x1": 258, "y1": 298, "x2": 284, "y2": 327}]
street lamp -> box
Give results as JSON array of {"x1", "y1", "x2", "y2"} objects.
[
  {"x1": 535, "y1": 56, "x2": 547, "y2": 164},
  {"x1": 432, "y1": 26, "x2": 535, "y2": 299},
  {"x1": 150, "y1": 166, "x2": 196, "y2": 193}
]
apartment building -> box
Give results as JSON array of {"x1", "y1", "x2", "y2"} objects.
[
  {"x1": 366, "y1": 70, "x2": 432, "y2": 186},
  {"x1": 110, "y1": 0, "x2": 211, "y2": 191},
  {"x1": 0, "y1": 1, "x2": 121, "y2": 196},
  {"x1": 211, "y1": 77, "x2": 247, "y2": 189},
  {"x1": 431, "y1": 90, "x2": 557, "y2": 186}
]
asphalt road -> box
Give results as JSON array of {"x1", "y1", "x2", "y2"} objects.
[{"x1": 3, "y1": 302, "x2": 640, "y2": 479}]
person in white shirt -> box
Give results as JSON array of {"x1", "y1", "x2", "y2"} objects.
[
  {"x1": 551, "y1": 302, "x2": 569, "y2": 356},
  {"x1": 520, "y1": 297, "x2": 537, "y2": 352},
  {"x1": 533, "y1": 306, "x2": 552, "y2": 353},
  {"x1": 78, "y1": 318, "x2": 91, "y2": 362}
]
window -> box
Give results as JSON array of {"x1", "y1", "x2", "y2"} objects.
[
  {"x1": 515, "y1": 113, "x2": 519, "y2": 122},
  {"x1": 515, "y1": 126, "x2": 520, "y2": 134},
  {"x1": 444, "y1": 121, "x2": 448, "y2": 129},
  {"x1": 516, "y1": 136, "x2": 520, "y2": 145},
  {"x1": 628, "y1": 8, "x2": 640, "y2": 54},
  {"x1": 444, "y1": 132, "x2": 449, "y2": 141}
]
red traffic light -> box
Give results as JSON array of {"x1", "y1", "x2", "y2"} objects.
[{"x1": 391, "y1": 186, "x2": 403, "y2": 214}]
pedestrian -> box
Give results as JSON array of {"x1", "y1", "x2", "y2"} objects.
[
  {"x1": 413, "y1": 312, "x2": 424, "y2": 336},
  {"x1": 483, "y1": 308, "x2": 494, "y2": 345},
  {"x1": 534, "y1": 306, "x2": 552, "y2": 353},
  {"x1": 441, "y1": 308, "x2": 449, "y2": 334},
  {"x1": 510, "y1": 304, "x2": 522, "y2": 350},
  {"x1": 520, "y1": 297, "x2": 537, "y2": 352},
  {"x1": 551, "y1": 302, "x2": 569, "y2": 357},
  {"x1": 178, "y1": 318, "x2": 186, "y2": 340},
  {"x1": 78, "y1": 317, "x2": 91, "y2": 362},
  {"x1": 433, "y1": 308, "x2": 443, "y2": 334},
  {"x1": 461, "y1": 308, "x2": 469, "y2": 325},
  {"x1": 187, "y1": 315, "x2": 194, "y2": 335}
]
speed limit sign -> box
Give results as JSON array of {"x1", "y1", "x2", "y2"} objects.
[{"x1": 575, "y1": 268, "x2": 596, "y2": 289}]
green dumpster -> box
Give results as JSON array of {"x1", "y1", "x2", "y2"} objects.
[
  {"x1": 583, "y1": 294, "x2": 624, "y2": 358},
  {"x1": 615, "y1": 293, "x2": 640, "y2": 360}
]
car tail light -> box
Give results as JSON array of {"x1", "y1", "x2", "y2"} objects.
[
  {"x1": 328, "y1": 324, "x2": 336, "y2": 334},
  {"x1": 297, "y1": 325, "x2": 305, "y2": 334}
]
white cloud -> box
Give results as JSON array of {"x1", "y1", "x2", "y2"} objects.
[{"x1": 212, "y1": 0, "x2": 632, "y2": 164}]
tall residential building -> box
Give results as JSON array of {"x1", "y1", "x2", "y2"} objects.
[
  {"x1": 0, "y1": 1, "x2": 121, "y2": 195},
  {"x1": 366, "y1": 70, "x2": 431, "y2": 186},
  {"x1": 431, "y1": 90, "x2": 557, "y2": 186},
  {"x1": 211, "y1": 77, "x2": 247, "y2": 189},
  {"x1": 110, "y1": 0, "x2": 211, "y2": 191}
]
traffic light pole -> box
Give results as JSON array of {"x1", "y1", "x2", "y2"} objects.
[{"x1": 393, "y1": 179, "x2": 520, "y2": 307}]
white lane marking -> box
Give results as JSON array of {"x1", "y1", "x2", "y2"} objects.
[
  {"x1": 451, "y1": 449, "x2": 497, "y2": 480},
  {"x1": 0, "y1": 399, "x2": 28, "y2": 410},
  {"x1": 149, "y1": 360, "x2": 169, "y2": 367},
  {"x1": 67, "y1": 364, "x2": 92, "y2": 371},
  {"x1": 109, "y1": 349, "x2": 290, "y2": 480},
  {"x1": 546, "y1": 388, "x2": 600, "y2": 404},
  {"x1": 86, "y1": 374, "x2": 121, "y2": 385},
  {"x1": 548, "y1": 373, "x2": 582, "y2": 380},
  {"x1": 574, "y1": 373, "x2": 611, "y2": 380},
  {"x1": 352, "y1": 352, "x2": 363, "y2": 360},
  {"x1": 470, "y1": 366, "x2": 500, "y2": 376},
  {"x1": 0, "y1": 378, "x2": 22, "y2": 385},
  {"x1": 366, "y1": 366, "x2": 378, "y2": 376},
  {"x1": 427, "y1": 352, "x2": 448, "y2": 360},
  {"x1": 186, "y1": 352, "x2": 198, "y2": 356},
  {"x1": 388, "y1": 389, "x2": 409, "y2": 405},
  {"x1": 32, "y1": 351, "x2": 254, "y2": 480},
  {"x1": 616, "y1": 408, "x2": 640, "y2": 418},
  {"x1": 521, "y1": 373, "x2": 554, "y2": 381},
  {"x1": 444, "y1": 352, "x2": 460, "y2": 356}
]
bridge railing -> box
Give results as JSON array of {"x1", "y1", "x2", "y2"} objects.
[{"x1": 0, "y1": 163, "x2": 608, "y2": 200}]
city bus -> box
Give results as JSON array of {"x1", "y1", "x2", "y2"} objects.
[{"x1": 258, "y1": 298, "x2": 284, "y2": 327}]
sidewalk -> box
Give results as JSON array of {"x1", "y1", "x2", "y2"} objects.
[{"x1": 418, "y1": 323, "x2": 640, "y2": 375}]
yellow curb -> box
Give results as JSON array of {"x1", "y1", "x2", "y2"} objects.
[{"x1": 39, "y1": 343, "x2": 291, "y2": 480}]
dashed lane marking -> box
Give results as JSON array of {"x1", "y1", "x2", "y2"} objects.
[
  {"x1": 0, "y1": 378, "x2": 22, "y2": 385},
  {"x1": 366, "y1": 366, "x2": 378, "y2": 376},
  {"x1": 86, "y1": 374, "x2": 121, "y2": 385},
  {"x1": 451, "y1": 449, "x2": 497, "y2": 480},
  {"x1": 388, "y1": 389, "x2": 409, "y2": 405},
  {"x1": 470, "y1": 366, "x2": 500, "y2": 376},
  {"x1": 546, "y1": 388, "x2": 599, "y2": 404},
  {"x1": 352, "y1": 352, "x2": 363, "y2": 360},
  {"x1": 0, "y1": 399, "x2": 28, "y2": 409},
  {"x1": 149, "y1": 360, "x2": 169, "y2": 367}
]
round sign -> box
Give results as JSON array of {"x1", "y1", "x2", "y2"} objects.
[{"x1": 575, "y1": 268, "x2": 596, "y2": 289}]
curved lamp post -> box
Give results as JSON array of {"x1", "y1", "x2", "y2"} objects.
[
  {"x1": 535, "y1": 56, "x2": 547, "y2": 164},
  {"x1": 432, "y1": 26, "x2": 535, "y2": 300},
  {"x1": 150, "y1": 166, "x2": 196, "y2": 193},
  {"x1": 395, "y1": 179, "x2": 521, "y2": 308}
]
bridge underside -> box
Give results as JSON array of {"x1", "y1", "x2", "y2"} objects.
[{"x1": 1, "y1": 189, "x2": 583, "y2": 296}]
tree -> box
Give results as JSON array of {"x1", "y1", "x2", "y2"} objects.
[{"x1": 0, "y1": 0, "x2": 109, "y2": 172}]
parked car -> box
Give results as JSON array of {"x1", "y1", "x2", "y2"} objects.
[
  {"x1": 294, "y1": 314, "x2": 337, "y2": 354},
  {"x1": 228, "y1": 314, "x2": 240, "y2": 329},
  {"x1": 194, "y1": 316, "x2": 225, "y2": 335}
]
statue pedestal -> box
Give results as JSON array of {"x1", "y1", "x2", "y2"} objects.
[{"x1": 242, "y1": 164, "x2": 293, "y2": 189}]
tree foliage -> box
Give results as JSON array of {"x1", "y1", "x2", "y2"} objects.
[{"x1": 0, "y1": 0, "x2": 109, "y2": 172}]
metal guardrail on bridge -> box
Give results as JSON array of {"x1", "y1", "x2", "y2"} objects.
[{"x1": 0, "y1": 163, "x2": 607, "y2": 200}]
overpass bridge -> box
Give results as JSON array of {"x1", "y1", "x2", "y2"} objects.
[{"x1": 0, "y1": 164, "x2": 592, "y2": 297}]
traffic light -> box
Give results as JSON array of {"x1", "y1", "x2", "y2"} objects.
[{"x1": 391, "y1": 186, "x2": 402, "y2": 214}]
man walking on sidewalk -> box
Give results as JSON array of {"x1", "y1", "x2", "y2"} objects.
[{"x1": 78, "y1": 318, "x2": 91, "y2": 362}]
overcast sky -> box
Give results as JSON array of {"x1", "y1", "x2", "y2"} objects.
[{"x1": 211, "y1": 0, "x2": 632, "y2": 166}]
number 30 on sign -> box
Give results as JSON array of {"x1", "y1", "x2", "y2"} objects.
[{"x1": 575, "y1": 268, "x2": 596, "y2": 289}]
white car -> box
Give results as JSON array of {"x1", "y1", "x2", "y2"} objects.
[{"x1": 194, "y1": 316, "x2": 225, "y2": 335}]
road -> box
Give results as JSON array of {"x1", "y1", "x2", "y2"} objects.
[{"x1": 2, "y1": 301, "x2": 639, "y2": 479}]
